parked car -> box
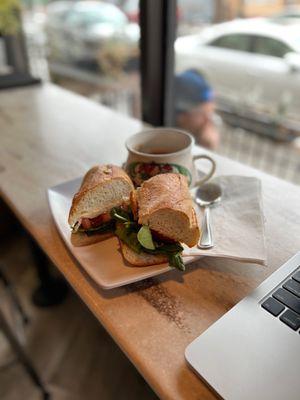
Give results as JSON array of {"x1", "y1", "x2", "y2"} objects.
[
  {"x1": 175, "y1": 18, "x2": 300, "y2": 125},
  {"x1": 104, "y1": 0, "x2": 139, "y2": 22},
  {"x1": 45, "y1": 1, "x2": 139, "y2": 65},
  {"x1": 120, "y1": 0, "x2": 139, "y2": 23}
]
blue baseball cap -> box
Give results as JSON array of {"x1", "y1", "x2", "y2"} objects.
[{"x1": 174, "y1": 69, "x2": 214, "y2": 113}]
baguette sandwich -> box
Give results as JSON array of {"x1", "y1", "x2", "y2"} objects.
[
  {"x1": 68, "y1": 164, "x2": 134, "y2": 246},
  {"x1": 111, "y1": 173, "x2": 200, "y2": 270}
]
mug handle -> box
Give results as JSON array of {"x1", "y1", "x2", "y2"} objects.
[{"x1": 193, "y1": 154, "x2": 216, "y2": 187}]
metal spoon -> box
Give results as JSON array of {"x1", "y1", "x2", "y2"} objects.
[{"x1": 195, "y1": 182, "x2": 222, "y2": 249}]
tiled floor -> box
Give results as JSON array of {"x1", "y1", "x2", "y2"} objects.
[{"x1": 0, "y1": 230, "x2": 158, "y2": 400}]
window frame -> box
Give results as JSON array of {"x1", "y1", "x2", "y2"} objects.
[
  {"x1": 140, "y1": 0, "x2": 177, "y2": 126},
  {"x1": 0, "y1": 31, "x2": 39, "y2": 90},
  {"x1": 2, "y1": 0, "x2": 176, "y2": 120}
]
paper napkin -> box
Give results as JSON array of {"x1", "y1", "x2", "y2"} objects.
[{"x1": 183, "y1": 175, "x2": 267, "y2": 265}]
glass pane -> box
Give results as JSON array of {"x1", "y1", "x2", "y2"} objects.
[
  {"x1": 253, "y1": 36, "x2": 291, "y2": 58},
  {"x1": 22, "y1": 0, "x2": 141, "y2": 118},
  {"x1": 0, "y1": 38, "x2": 11, "y2": 76},
  {"x1": 210, "y1": 34, "x2": 252, "y2": 52},
  {"x1": 174, "y1": 0, "x2": 300, "y2": 185}
]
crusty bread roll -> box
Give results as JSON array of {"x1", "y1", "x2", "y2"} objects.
[
  {"x1": 70, "y1": 231, "x2": 113, "y2": 247},
  {"x1": 137, "y1": 173, "x2": 200, "y2": 247},
  {"x1": 121, "y1": 242, "x2": 168, "y2": 267},
  {"x1": 68, "y1": 164, "x2": 134, "y2": 229}
]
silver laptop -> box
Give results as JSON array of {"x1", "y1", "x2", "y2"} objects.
[{"x1": 185, "y1": 252, "x2": 300, "y2": 400}]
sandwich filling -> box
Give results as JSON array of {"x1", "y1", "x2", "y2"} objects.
[
  {"x1": 72, "y1": 213, "x2": 114, "y2": 236},
  {"x1": 110, "y1": 207, "x2": 185, "y2": 271},
  {"x1": 72, "y1": 204, "x2": 131, "y2": 236}
]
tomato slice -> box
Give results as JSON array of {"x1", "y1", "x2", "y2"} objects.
[
  {"x1": 81, "y1": 218, "x2": 92, "y2": 229},
  {"x1": 81, "y1": 213, "x2": 111, "y2": 230}
]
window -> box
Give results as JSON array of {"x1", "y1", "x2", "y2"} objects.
[
  {"x1": 209, "y1": 34, "x2": 252, "y2": 52},
  {"x1": 253, "y1": 36, "x2": 291, "y2": 58},
  {"x1": 7, "y1": 0, "x2": 300, "y2": 186},
  {"x1": 173, "y1": 0, "x2": 300, "y2": 186},
  {"x1": 22, "y1": 0, "x2": 141, "y2": 119}
]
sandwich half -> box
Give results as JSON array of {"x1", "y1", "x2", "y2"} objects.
[
  {"x1": 68, "y1": 164, "x2": 134, "y2": 246},
  {"x1": 111, "y1": 173, "x2": 200, "y2": 270}
]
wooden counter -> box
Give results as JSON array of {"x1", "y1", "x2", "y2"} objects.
[{"x1": 1, "y1": 84, "x2": 300, "y2": 400}]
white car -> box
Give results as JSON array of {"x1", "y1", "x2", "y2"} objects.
[
  {"x1": 175, "y1": 18, "x2": 300, "y2": 124},
  {"x1": 45, "y1": 1, "x2": 139, "y2": 65}
]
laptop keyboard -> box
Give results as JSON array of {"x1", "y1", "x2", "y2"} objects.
[{"x1": 262, "y1": 268, "x2": 300, "y2": 332}]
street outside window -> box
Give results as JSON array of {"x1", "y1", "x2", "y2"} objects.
[
  {"x1": 22, "y1": 0, "x2": 141, "y2": 118},
  {"x1": 20, "y1": 0, "x2": 300, "y2": 185},
  {"x1": 174, "y1": 0, "x2": 300, "y2": 185}
]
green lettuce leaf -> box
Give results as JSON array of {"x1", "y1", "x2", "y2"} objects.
[{"x1": 137, "y1": 225, "x2": 155, "y2": 250}]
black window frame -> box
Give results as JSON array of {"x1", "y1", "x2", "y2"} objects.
[
  {"x1": 140, "y1": 0, "x2": 177, "y2": 126},
  {"x1": 0, "y1": 31, "x2": 39, "y2": 90}
]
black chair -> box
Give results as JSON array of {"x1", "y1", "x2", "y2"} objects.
[{"x1": 0, "y1": 266, "x2": 50, "y2": 400}]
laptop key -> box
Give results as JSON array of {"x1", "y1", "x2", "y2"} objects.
[
  {"x1": 262, "y1": 297, "x2": 284, "y2": 316},
  {"x1": 280, "y1": 309, "x2": 300, "y2": 331},
  {"x1": 292, "y1": 270, "x2": 300, "y2": 284},
  {"x1": 283, "y1": 279, "x2": 300, "y2": 298},
  {"x1": 273, "y1": 288, "x2": 300, "y2": 315}
]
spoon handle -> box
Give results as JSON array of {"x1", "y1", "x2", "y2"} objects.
[{"x1": 198, "y1": 206, "x2": 213, "y2": 249}]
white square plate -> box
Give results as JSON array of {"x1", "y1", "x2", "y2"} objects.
[{"x1": 47, "y1": 177, "x2": 197, "y2": 289}]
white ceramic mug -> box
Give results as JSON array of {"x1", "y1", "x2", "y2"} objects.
[{"x1": 125, "y1": 128, "x2": 216, "y2": 187}]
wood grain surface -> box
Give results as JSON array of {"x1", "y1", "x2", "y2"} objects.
[{"x1": 1, "y1": 84, "x2": 300, "y2": 400}]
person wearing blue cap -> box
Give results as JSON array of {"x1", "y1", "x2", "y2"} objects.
[{"x1": 174, "y1": 69, "x2": 220, "y2": 150}]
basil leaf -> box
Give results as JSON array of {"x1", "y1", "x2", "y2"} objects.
[
  {"x1": 115, "y1": 223, "x2": 141, "y2": 253},
  {"x1": 168, "y1": 253, "x2": 185, "y2": 271}
]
